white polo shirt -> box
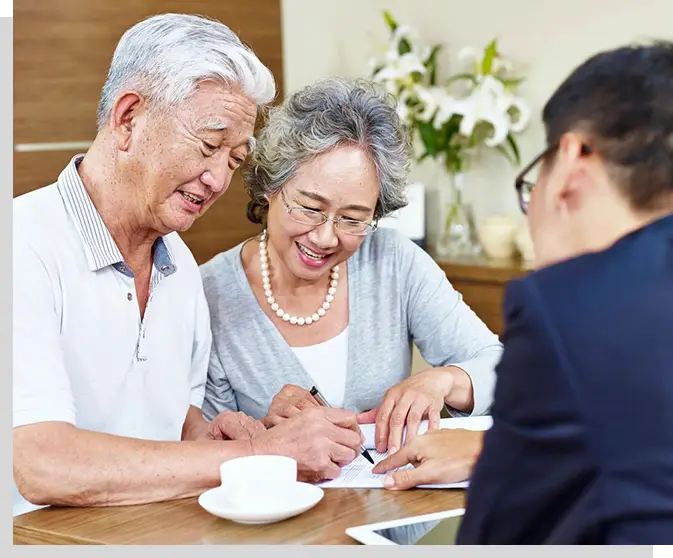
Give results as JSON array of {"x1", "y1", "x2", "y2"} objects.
[{"x1": 12, "y1": 156, "x2": 212, "y2": 516}]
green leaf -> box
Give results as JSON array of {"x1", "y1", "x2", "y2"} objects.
[
  {"x1": 506, "y1": 133, "x2": 521, "y2": 165},
  {"x1": 399, "y1": 37, "x2": 412, "y2": 55},
  {"x1": 444, "y1": 148, "x2": 464, "y2": 174},
  {"x1": 425, "y1": 45, "x2": 442, "y2": 85},
  {"x1": 417, "y1": 120, "x2": 438, "y2": 157},
  {"x1": 383, "y1": 10, "x2": 398, "y2": 32},
  {"x1": 410, "y1": 70, "x2": 424, "y2": 82},
  {"x1": 481, "y1": 39, "x2": 498, "y2": 75}
]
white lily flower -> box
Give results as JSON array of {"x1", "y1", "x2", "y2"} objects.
[
  {"x1": 492, "y1": 56, "x2": 514, "y2": 74},
  {"x1": 397, "y1": 51, "x2": 427, "y2": 75},
  {"x1": 457, "y1": 46, "x2": 480, "y2": 63},
  {"x1": 412, "y1": 85, "x2": 446, "y2": 123},
  {"x1": 447, "y1": 76, "x2": 512, "y2": 146},
  {"x1": 395, "y1": 87, "x2": 413, "y2": 123},
  {"x1": 396, "y1": 101, "x2": 410, "y2": 122},
  {"x1": 384, "y1": 47, "x2": 401, "y2": 65},
  {"x1": 380, "y1": 78, "x2": 399, "y2": 95},
  {"x1": 391, "y1": 24, "x2": 414, "y2": 46},
  {"x1": 369, "y1": 16, "x2": 529, "y2": 165},
  {"x1": 433, "y1": 93, "x2": 459, "y2": 129},
  {"x1": 496, "y1": 93, "x2": 531, "y2": 133},
  {"x1": 373, "y1": 51, "x2": 426, "y2": 83}
]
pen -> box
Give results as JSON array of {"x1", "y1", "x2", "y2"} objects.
[{"x1": 310, "y1": 385, "x2": 375, "y2": 465}]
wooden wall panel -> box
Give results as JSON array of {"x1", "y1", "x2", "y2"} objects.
[
  {"x1": 14, "y1": 150, "x2": 83, "y2": 197},
  {"x1": 14, "y1": 0, "x2": 282, "y2": 264}
]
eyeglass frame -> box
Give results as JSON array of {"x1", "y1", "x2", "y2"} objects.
[
  {"x1": 514, "y1": 143, "x2": 592, "y2": 214},
  {"x1": 279, "y1": 188, "x2": 378, "y2": 236}
]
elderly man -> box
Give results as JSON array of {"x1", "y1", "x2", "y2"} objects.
[{"x1": 13, "y1": 13, "x2": 363, "y2": 516}]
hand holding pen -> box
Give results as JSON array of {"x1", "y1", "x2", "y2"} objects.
[{"x1": 310, "y1": 386, "x2": 375, "y2": 464}]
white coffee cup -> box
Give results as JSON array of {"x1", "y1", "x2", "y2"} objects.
[{"x1": 218, "y1": 455, "x2": 298, "y2": 510}]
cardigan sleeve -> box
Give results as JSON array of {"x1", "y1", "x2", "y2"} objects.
[{"x1": 400, "y1": 235, "x2": 503, "y2": 416}]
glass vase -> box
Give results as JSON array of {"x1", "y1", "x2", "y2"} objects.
[{"x1": 435, "y1": 170, "x2": 483, "y2": 259}]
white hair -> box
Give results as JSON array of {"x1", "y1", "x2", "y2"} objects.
[
  {"x1": 97, "y1": 13, "x2": 276, "y2": 129},
  {"x1": 244, "y1": 78, "x2": 412, "y2": 224}
]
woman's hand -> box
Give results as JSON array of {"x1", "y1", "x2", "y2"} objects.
[
  {"x1": 357, "y1": 367, "x2": 472, "y2": 454},
  {"x1": 372, "y1": 428, "x2": 484, "y2": 490},
  {"x1": 261, "y1": 384, "x2": 320, "y2": 427}
]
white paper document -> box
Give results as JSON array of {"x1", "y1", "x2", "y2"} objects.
[{"x1": 317, "y1": 415, "x2": 493, "y2": 490}]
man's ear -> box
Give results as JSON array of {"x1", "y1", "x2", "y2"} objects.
[
  {"x1": 551, "y1": 132, "x2": 591, "y2": 214},
  {"x1": 108, "y1": 91, "x2": 144, "y2": 151}
]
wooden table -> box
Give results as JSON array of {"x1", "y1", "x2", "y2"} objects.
[{"x1": 14, "y1": 488, "x2": 465, "y2": 545}]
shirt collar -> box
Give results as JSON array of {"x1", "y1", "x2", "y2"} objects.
[{"x1": 57, "y1": 155, "x2": 176, "y2": 277}]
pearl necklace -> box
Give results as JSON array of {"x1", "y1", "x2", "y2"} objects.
[{"x1": 259, "y1": 230, "x2": 339, "y2": 326}]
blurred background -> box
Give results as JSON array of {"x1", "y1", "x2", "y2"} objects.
[{"x1": 13, "y1": 0, "x2": 673, "y2": 346}]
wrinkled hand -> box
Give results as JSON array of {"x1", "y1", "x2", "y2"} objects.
[
  {"x1": 206, "y1": 410, "x2": 267, "y2": 441},
  {"x1": 253, "y1": 407, "x2": 364, "y2": 483},
  {"x1": 262, "y1": 384, "x2": 320, "y2": 427},
  {"x1": 357, "y1": 368, "x2": 454, "y2": 454},
  {"x1": 372, "y1": 428, "x2": 484, "y2": 490}
]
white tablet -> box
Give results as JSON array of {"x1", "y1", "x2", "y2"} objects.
[{"x1": 345, "y1": 508, "x2": 466, "y2": 545}]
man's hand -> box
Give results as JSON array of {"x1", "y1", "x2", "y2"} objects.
[
  {"x1": 254, "y1": 407, "x2": 364, "y2": 483},
  {"x1": 372, "y1": 428, "x2": 484, "y2": 490},
  {"x1": 261, "y1": 384, "x2": 320, "y2": 427},
  {"x1": 207, "y1": 410, "x2": 267, "y2": 441}
]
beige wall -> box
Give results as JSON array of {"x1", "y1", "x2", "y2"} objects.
[{"x1": 281, "y1": 0, "x2": 673, "y2": 242}]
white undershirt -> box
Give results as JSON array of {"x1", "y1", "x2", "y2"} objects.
[{"x1": 291, "y1": 326, "x2": 349, "y2": 408}]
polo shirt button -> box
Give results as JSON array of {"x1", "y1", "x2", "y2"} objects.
[
  {"x1": 120, "y1": 265, "x2": 127, "y2": 273},
  {"x1": 160, "y1": 265, "x2": 169, "y2": 271},
  {"x1": 127, "y1": 293, "x2": 133, "y2": 301}
]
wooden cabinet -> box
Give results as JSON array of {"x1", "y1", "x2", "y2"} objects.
[
  {"x1": 433, "y1": 255, "x2": 533, "y2": 336},
  {"x1": 14, "y1": 0, "x2": 283, "y2": 264}
]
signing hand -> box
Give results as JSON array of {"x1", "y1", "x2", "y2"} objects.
[
  {"x1": 261, "y1": 384, "x2": 320, "y2": 427},
  {"x1": 207, "y1": 410, "x2": 267, "y2": 441},
  {"x1": 253, "y1": 406, "x2": 364, "y2": 483},
  {"x1": 372, "y1": 428, "x2": 484, "y2": 490},
  {"x1": 357, "y1": 368, "x2": 456, "y2": 454}
]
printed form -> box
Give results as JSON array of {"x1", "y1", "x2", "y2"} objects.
[{"x1": 317, "y1": 415, "x2": 492, "y2": 489}]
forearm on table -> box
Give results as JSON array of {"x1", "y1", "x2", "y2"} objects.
[{"x1": 13, "y1": 422, "x2": 253, "y2": 508}]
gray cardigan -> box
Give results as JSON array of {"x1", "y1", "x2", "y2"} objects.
[{"x1": 200, "y1": 227, "x2": 503, "y2": 421}]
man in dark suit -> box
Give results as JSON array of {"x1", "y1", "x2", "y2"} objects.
[{"x1": 374, "y1": 41, "x2": 673, "y2": 543}]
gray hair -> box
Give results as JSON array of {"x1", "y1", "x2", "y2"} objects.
[
  {"x1": 97, "y1": 13, "x2": 276, "y2": 129},
  {"x1": 244, "y1": 77, "x2": 412, "y2": 224}
]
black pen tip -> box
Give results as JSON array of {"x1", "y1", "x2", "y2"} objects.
[{"x1": 362, "y1": 450, "x2": 375, "y2": 465}]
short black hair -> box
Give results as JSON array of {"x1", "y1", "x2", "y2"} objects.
[{"x1": 542, "y1": 40, "x2": 673, "y2": 211}]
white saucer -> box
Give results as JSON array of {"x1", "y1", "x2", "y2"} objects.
[{"x1": 198, "y1": 482, "x2": 324, "y2": 525}]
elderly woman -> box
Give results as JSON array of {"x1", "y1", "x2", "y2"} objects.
[{"x1": 200, "y1": 77, "x2": 502, "y2": 457}]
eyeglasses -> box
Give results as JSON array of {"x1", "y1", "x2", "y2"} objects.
[
  {"x1": 280, "y1": 189, "x2": 378, "y2": 236},
  {"x1": 514, "y1": 143, "x2": 591, "y2": 214}
]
